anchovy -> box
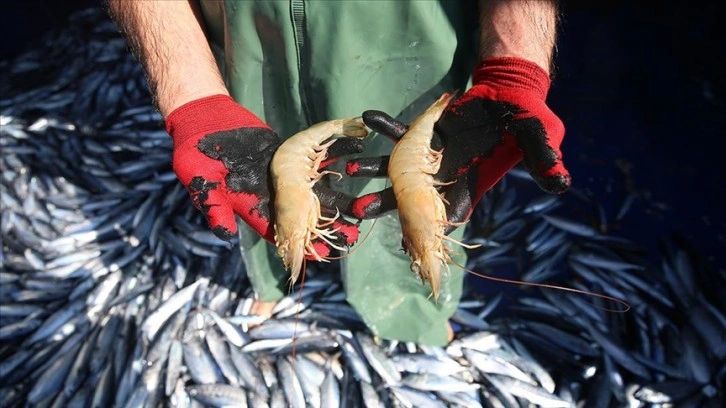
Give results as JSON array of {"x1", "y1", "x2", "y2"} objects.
[
  {"x1": 2, "y1": 9, "x2": 724, "y2": 408},
  {"x1": 336, "y1": 331, "x2": 372, "y2": 383},
  {"x1": 277, "y1": 357, "x2": 305, "y2": 408},
  {"x1": 356, "y1": 333, "x2": 401, "y2": 386},
  {"x1": 446, "y1": 331, "x2": 501, "y2": 358},
  {"x1": 228, "y1": 346, "x2": 270, "y2": 401},
  {"x1": 402, "y1": 373, "x2": 479, "y2": 393},
  {"x1": 183, "y1": 336, "x2": 225, "y2": 385},
  {"x1": 165, "y1": 340, "x2": 183, "y2": 397},
  {"x1": 464, "y1": 348, "x2": 535, "y2": 385},
  {"x1": 451, "y1": 308, "x2": 490, "y2": 330},
  {"x1": 249, "y1": 320, "x2": 311, "y2": 340},
  {"x1": 292, "y1": 357, "x2": 322, "y2": 408},
  {"x1": 319, "y1": 367, "x2": 340, "y2": 408},
  {"x1": 391, "y1": 386, "x2": 447, "y2": 408},
  {"x1": 141, "y1": 278, "x2": 207, "y2": 341},
  {"x1": 486, "y1": 374, "x2": 570, "y2": 408},
  {"x1": 27, "y1": 337, "x2": 81, "y2": 404},
  {"x1": 292, "y1": 355, "x2": 326, "y2": 387},
  {"x1": 352, "y1": 381, "x2": 381, "y2": 408},
  {"x1": 0, "y1": 317, "x2": 42, "y2": 341},
  {"x1": 392, "y1": 354, "x2": 465, "y2": 376},
  {"x1": 541, "y1": 214, "x2": 599, "y2": 237},
  {"x1": 522, "y1": 322, "x2": 599, "y2": 357},
  {"x1": 242, "y1": 338, "x2": 295, "y2": 353},
  {"x1": 204, "y1": 326, "x2": 242, "y2": 387},
  {"x1": 267, "y1": 333, "x2": 339, "y2": 356},
  {"x1": 338, "y1": 368, "x2": 364, "y2": 408},
  {"x1": 187, "y1": 384, "x2": 249, "y2": 408},
  {"x1": 268, "y1": 385, "x2": 287, "y2": 408},
  {"x1": 569, "y1": 251, "x2": 645, "y2": 272},
  {"x1": 436, "y1": 390, "x2": 482, "y2": 408},
  {"x1": 25, "y1": 298, "x2": 84, "y2": 345},
  {"x1": 584, "y1": 325, "x2": 652, "y2": 380}
]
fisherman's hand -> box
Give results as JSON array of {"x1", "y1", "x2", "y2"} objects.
[
  {"x1": 166, "y1": 95, "x2": 363, "y2": 255},
  {"x1": 348, "y1": 57, "x2": 571, "y2": 231}
]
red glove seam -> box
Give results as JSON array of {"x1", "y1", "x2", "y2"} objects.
[
  {"x1": 473, "y1": 57, "x2": 551, "y2": 100},
  {"x1": 165, "y1": 94, "x2": 271, "y2": 147}
]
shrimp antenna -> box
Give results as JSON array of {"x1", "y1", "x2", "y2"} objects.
[
  {"x1": 290, "y1": 257, "x2": 307, "y2": 364},
  {"x1": 324, "y1": 216, "x2": 380, "y2": 260},
  {"x1": 449, "y1": 259, "x2": 630, "y2": 313}
]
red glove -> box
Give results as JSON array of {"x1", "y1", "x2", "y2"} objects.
[
  {"x1": 167, "y1": 95, "x2": 363, "y2": 256},
  {"x1": 349, "y1": 57, "x2": 571, "y2": 229}
]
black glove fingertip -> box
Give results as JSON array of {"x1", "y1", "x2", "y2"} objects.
[
  {"x1": 346, "y1": 157, "x2": 388, "y2": 178},
  {"x1": 333, "y1": 221, "x2": 360, "y2": 245},
  {"x1": 362, "y1": 110, "x2": 409, "y2": 140},
  {"x1": 351, "y1": 188, "x2": 397, "y2": 219},
  {"x1": 326, "y1": 137, "x2": 366, "y2": 159},
  {"x1": 534, "y1": 174, "x2": 571, "y2": 194},
  {"x1": 211, "y1": 225, "x2": 235, "y2": 242},
  {"x1": 313, "y1": 185, "x2": 355, "y2": 216}
]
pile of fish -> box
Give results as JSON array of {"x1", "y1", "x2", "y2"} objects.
[{"x1": 1, "y1": 7, "x2": 723, "y2": 408}]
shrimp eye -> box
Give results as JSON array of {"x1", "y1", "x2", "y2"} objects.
[{"x1": 410, "y1": 261, "x2": 421, "y2": 274}]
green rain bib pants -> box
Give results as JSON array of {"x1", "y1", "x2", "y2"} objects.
[{"x1": 199, "y1": 0, "x2": 478, "y2": 345}]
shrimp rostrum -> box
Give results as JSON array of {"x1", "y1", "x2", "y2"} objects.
[
  {"x1": 271, "y1": 118, "x2": 369, "y2": 283},
  {"x1": 388, "y1": 93, "x2": 475, "y2": 300}
]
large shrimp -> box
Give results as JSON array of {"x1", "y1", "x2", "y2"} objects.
[
  {"x1": 388, "y1": 93, "x2": 474, "y2": 300},
  {"x1": 271, "y1": 117, "x2": 368, "y2": 283},
  {"x1": 387, "y1": 94, "x2": 632, "y2": 313}
]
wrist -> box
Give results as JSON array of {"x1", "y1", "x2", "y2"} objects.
[
  {"x1": 165, "y1": 95, "x2": 270, "y2": 147},
  {"x1": 482, "y1": 48, "x2": 552, "y2": 77},
  {"x1": 159, "y1": 86, "x2": 230, "y2": 118},
  {"x1": 478, "y1": 0, "x2": 558, "y2": 76},
  {"x1": 473, "y1": 57, "x2": 551, "y2": 100}
]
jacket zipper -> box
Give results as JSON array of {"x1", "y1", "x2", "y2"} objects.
[{"x1": 290, "y1": 0, "x2": 317, "y2": 125}]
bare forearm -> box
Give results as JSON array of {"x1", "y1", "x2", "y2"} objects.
[
  {"x1": 105, "y1": 0, "x2": 228, "y2": 116},
  {"x1": 478, "y1": 0, "x2": 559, "y2": 74}
]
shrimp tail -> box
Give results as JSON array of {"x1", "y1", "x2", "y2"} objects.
[
  {"x1": 410, "y1": 92, "x2": 457, "y2": 129},
  {"x1": 340, "y1": 117, "x2": 368, "y2": 138},
  {"x1": 281, "y1": 238, "x2": 306, "y2": 283},
  {"x1": 430, "y1": 92, "x2": 456, "y2": 113},
  {"x1": 423, "y1": 252, "x2": 443, "y2": 301},
  {"x1": 414, "y1": 248, "x2": 453, "y2": 301}
]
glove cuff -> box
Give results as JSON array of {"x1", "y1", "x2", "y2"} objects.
[
  {"x1": 165, "y1": 94, "x2": 270, "y2": 146},
  {"x1": 473, "y1": 57, "x2": 551, "y2": 100}
]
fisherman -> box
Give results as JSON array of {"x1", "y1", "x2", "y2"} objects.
[{"x1": 106, "y1": 0, "x2": 570, "y2": 345}]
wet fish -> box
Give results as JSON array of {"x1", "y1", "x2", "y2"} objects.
[
  {"x1": 392, "y1": 353, "x2": 465, "y2": 376},
  {"x1": 2, "y1": 9, "x2": 724, "y2": 408},
  {"x1": 401, "y1": 373, "x2": 479, "y2": 393},
  {"x1": 486, "y1": 374, "x2": 570, "y2": 408},
  {"x1": 141, "y1": 278, "x2": 207, "y2": 341},
  {"x1": 187, "y1": 384, "x2": 248, "y2": 408},
  {"x1": 320, "y1": 367, "x2": 340, "y2": 408},
  {"x1": 356, "y1": 333, "x2": 401, "y2": 386},
  {"x1": 277, "y1": 357, "x2": 305, "y2": 408},
  {"x1": 183, "y1": 336, "x2": 225, "y2": 385}
]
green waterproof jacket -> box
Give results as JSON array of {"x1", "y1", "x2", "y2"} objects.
[{"x1": 199, "y1": 0, "x2": 480, "y2": 345}]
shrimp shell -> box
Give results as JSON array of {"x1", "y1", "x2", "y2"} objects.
[
  {"x1": 388, "y1": 93, "x2": 457, "y2": 300},
  {"x1": 271, "y1": 117, "x2": 368, "y2": 283}
]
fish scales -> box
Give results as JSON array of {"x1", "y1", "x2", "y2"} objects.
[{"x1": 1, "y1": 7, "x2": 724, "y2": 408}]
